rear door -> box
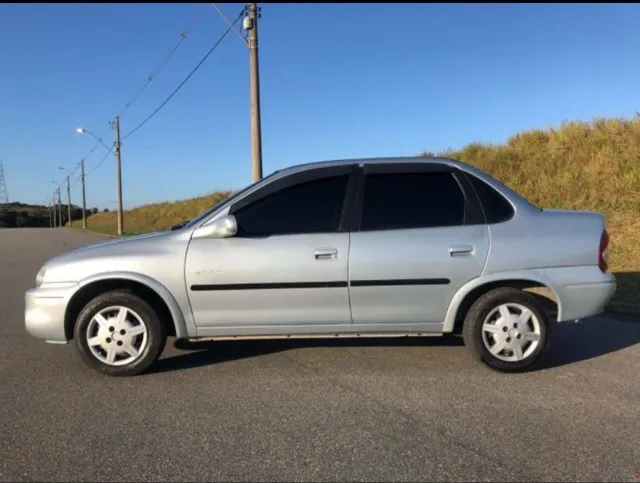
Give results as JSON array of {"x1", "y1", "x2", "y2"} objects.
[{"x1": 347, "y1": 163, "x2": 490, "y2": 327}]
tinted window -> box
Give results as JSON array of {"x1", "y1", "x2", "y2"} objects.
[
  {"x1": 360, "y1": 171, "x2": 466, "y2": 231},
  {"x1": 234, "y1": 175, "x2": 349, "y2": 236},
  {"x1": 183, "y1": 170, "x2": 282, "y2": 229},
  {"x1": 468, "y1": 175, "x2": 514, "y2": 223}
]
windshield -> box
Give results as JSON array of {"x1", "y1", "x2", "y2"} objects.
[{"x1": 178, "y1": 170, "x2": 281, "y2": 230}]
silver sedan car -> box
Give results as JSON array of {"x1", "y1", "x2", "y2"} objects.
[{"x1": 25, "y1": 157, "x2": 616, "y2": 376}]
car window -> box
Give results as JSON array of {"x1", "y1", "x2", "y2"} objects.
[
  {"x1": 233, "y1": 174, "x2": 350, "y2": 236},
  {"x1": 182, "y1": 170, "x2": 282, "y2": 230},
  {"x1": 467, "y1": 174, "x2": 515, "y2": 223},
  {"x1": 360, "y1": 171, "x2": 466, "y2": 231}
]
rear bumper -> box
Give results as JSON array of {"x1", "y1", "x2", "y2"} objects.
[
  {"x1": 25, "y1": 283, "x2": 77, "y2": 343},
  {"x1": 548, "y1": 268, "x2": 617, "y2": 321},
  {"x1": 560, "y1": 280, "x2": 616, "y2": 321}
]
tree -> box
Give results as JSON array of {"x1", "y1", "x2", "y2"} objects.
[{"x1": 15, "y1": 214, "x2": 29, "y2": 227}]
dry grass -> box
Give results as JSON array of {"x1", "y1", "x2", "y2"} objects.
[
  {"x1": 76, "y1": 191, "x2": 234, "y2": 236},
  {"x1": 72, "y1": 117, "x2": 640, "y2": 306},
  {"x1": 430, "y1": 117, "x2": 640, "y2": 307}
]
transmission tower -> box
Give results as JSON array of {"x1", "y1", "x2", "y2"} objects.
[{"x1": 0, "y1": 161, "x2": 8, "y2": 204}]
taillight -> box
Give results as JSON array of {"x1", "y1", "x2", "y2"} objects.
[{"x1": 599, "y1": 230, "x2": 609, "y2": 273}]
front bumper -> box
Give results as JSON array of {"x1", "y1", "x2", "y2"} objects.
[{"x1": 25, "y1": 283, "x2": 78, "y2": 344}]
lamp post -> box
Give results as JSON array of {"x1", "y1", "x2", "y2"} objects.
[
  {"x1": 51, "y1": 181, "x2": 62, "y2": 227},
  {"x1": 58, "y1": 167, "x2": 71, "y2": 227},
  {"x1": 76, "y1": 123, "x2": 123, "y2": 235}
]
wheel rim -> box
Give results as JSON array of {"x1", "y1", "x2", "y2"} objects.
[
  {"x1": 481, "y1": 302, "x2": 542, "y2": 362},
  {"x1": 85, "y1": 305, "x2": 148, "y2": 366}
]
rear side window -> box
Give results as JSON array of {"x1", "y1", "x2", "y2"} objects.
[
  {"x1": 360, "y1": 171, "x2": 466, "y2": 231},
  {"x1": 468, "y1": 174, "x2": 514, "y2": 224}
]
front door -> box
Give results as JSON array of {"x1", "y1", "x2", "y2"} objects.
[{"x1": 185, "y1": 165, "x2": 357, "y2": 335}]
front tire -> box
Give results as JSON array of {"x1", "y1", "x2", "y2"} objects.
[
  {"x1": 73, "y1": 290, "x2": 167, "y2": 377},
  {"x1": 462, "y1": 287, "x2": 552, "y2": 373}
]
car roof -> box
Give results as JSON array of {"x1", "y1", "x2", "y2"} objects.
[
  {"x1": 277, "y1": 156, "x2": 468, "y2": 176},
  {"x1": 269, "y1": 156, "x2": 538, "y2": 213}
]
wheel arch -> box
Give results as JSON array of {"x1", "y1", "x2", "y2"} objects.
[
  {"x1": 443, "y1": 272, "x2": 562, "y2": 334},
  {"x1": 64, "y1": 272, "x2": 189, "y2": 341}
]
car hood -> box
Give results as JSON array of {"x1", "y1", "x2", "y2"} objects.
[
  {"x1": 79, "y1": 231, "x2": 167, "y2": 250},
  {"x1": 46, "y1": 230, "x2": 170, "y2": 265}
]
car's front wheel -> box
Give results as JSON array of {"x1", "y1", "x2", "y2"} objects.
[
  {"x1": 73, "y1": 290, "x2": 167, "y2": 377},
  {"x1": 462, "y1": 287, "x2": 552, "y2": 372}
]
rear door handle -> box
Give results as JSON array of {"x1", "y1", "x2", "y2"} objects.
[
  {"x1": 315, "y1": 248, "x2": 338, "y2": 260},
  {"x1": 449, "y1": 245, "x2": 474, "y2": 257}
]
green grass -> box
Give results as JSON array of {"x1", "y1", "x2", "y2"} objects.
[{"x1": 72, "y1": 116, "x2": 640, "y2": 307}]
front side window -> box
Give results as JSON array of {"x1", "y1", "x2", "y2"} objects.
[
  {"x1": 233, "y1": 175, "x2": 349, "y2": 236},
  {"x1": 360, "y1": 171, "x2": 466, "y2": 231},
  {"x1": 182, "y1": 170, "x2": 282, "y2": 230}
]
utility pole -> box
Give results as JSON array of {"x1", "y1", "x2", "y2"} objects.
[
  {"x1": 57, "y1": 188, "x2": 62, "y2": 227},
  {"x1": 211, "y1": 3, "x2": 265, "y2": 182},
  {"x1": 112, "y1": 115, "x2": 124, "y2": 236},
  {"x1": 52, "y1": 194, "x2": 56, "y2": 227},
  {"x1": 66, "y1": 176, "x2": 71, "y2": 228},
  {"x1": 246, "y1": 3, "x2": 263, "y2": 182},
  {"x1": 48, "y1": 203, "x2": 52, "y2": 228},
  {"x1": 80, "y1": 158, "x2": 87, "y2": 230}
]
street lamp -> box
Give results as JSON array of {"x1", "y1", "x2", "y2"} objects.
[
  {"x1": 76, "y1": 121, "x2": 123, "y2": 235},
  {"x1": 76, "y1": 126, "x2": 114, "y2": 154}
]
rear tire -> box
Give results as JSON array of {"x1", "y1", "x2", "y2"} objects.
[
  {"x1": 73, "y1": 290, "x2": 167, "y2": 377},
  {"x1": 462, "y1": 287, "x2": 552, "y2": 373}
]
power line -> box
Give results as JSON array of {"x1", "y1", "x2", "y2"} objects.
[
  {"x1": 121, "y1": 7, "x2": 246, "y2": 141},
  {"x1": 86, "y1": 150, "x2": 112, "y2": 177},
  {"x1": 121, "y1": 5, "x2": 210, "y2": 113},
  {"x1": 57, "y1": 5, "x2": 209, "y2": 186},
  {"x1": 55, "y1": 127, "x2": 109, "y2": 192}
]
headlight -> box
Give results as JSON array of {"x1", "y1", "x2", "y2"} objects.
[{"x1": 35, "y1": 266, "x2": 46, "y2": 287}]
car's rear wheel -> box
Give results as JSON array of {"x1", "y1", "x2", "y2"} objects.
[
  {"x1": 462, "y1": 287, "x2": 552, "y2": 372},
  {"x1": 73, "y1": 290, "x2": 167, "y2": 377}
]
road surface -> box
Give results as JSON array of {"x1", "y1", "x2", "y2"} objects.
[{"x1": 1, "y1": 228, "x2": 638, "y2": 482}]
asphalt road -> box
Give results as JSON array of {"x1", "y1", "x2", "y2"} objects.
[{"x1": 1, "y1": 227, "x2": 639, "y2": 482}]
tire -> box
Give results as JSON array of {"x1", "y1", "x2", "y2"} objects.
[
  {"x1": 73, "y1": 290, "x2": 167, "y2": 377},
  {"x1": 462, "y1": 287, "x2": 552, "y2": 373}
]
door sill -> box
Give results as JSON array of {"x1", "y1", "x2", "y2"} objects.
[{"x1": 194, "y1": 322, "x2": 444, "y2": 340}]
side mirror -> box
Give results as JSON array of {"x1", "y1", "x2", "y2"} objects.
[{"x1": 192, "y1": 214, "x2": 238, "y2": 239}]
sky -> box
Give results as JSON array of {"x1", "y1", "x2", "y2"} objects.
[{"x1": 1, "y1": 3, "x2": 639, "y2": 210}]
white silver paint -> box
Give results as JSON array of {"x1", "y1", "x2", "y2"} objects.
[{"x1": 24, "y1": 157, "x2": 617, "y2": 347}]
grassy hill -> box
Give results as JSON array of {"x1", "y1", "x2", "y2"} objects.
[{"x1": 71, "y1": 117, "x2": 640, "y2": 307}]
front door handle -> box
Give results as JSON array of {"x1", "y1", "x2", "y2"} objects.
[
  {"x1": 449, "y1": 245, "x2": 474, "y2": 257},
  {"x1": 315, "y1": 248, "x2": 338, "y2": 260}
]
